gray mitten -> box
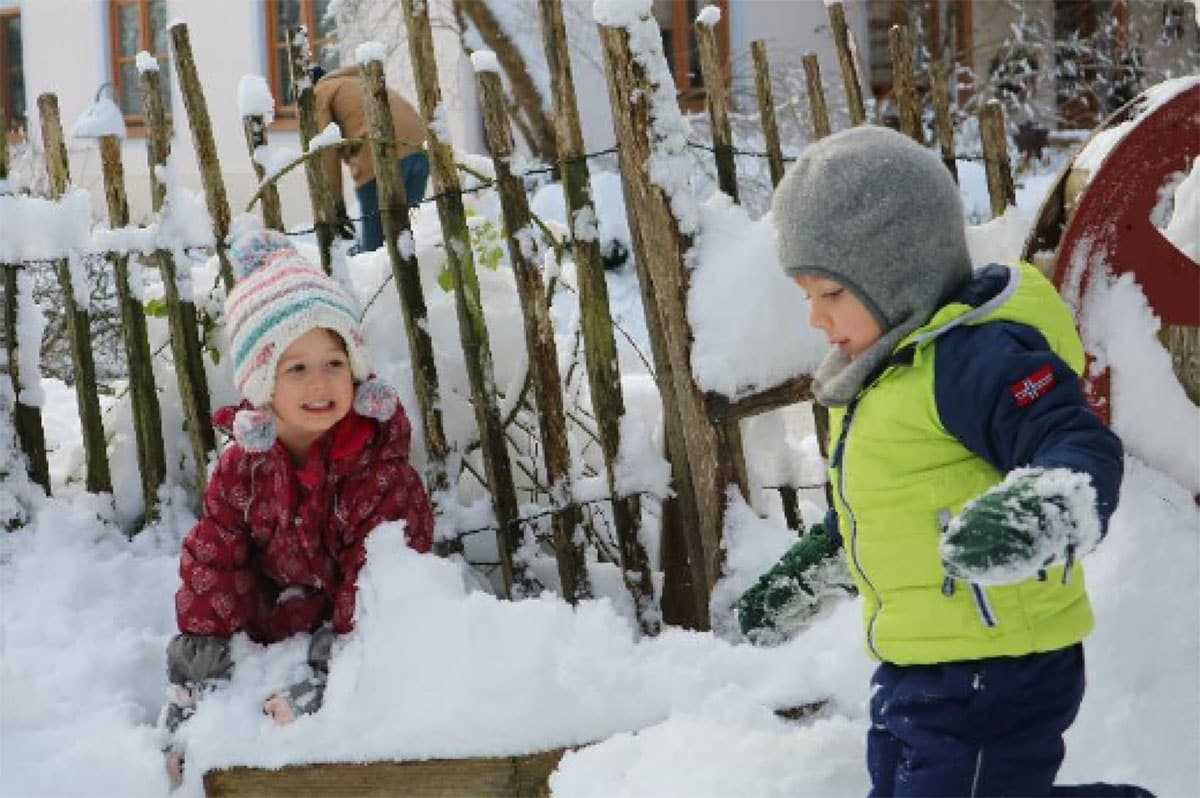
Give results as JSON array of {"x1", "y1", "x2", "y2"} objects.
[
  {"x1": 266, "y1": 625, "x2": 335, "y2": 721},
  {"x1": 161, "y1": 635, "x2": 233, "y2": 788}
]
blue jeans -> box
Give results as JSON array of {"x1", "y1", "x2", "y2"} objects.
[
  {"x1": 867, "y1": 645, "x2": 1151, "y2": 797},
  {"x1": 355, "y1": 151, "x2": 430, "y2": 252}
]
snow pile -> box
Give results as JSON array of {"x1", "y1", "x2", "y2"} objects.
[
  {"x1": 355, "y1": 40, "x2": 387, "y2": 66},
  {"x1": 236, "y1": 74, "x2": 275, "y2": 123},
  {"x1": 1157, "y1": 162, "x2": 1199, "y2": 262},
  {"x1": 307, "y1": 122, "x2": 344, "y2": 152},
  {"x1": 0, "y1": 188, "x2": 92, "y2": 261},
  {"x1": 1074, "y1": 76, "x2": 1199, "y2": 174},
  {"x1": 70, "y1": 96, "x2": 127, "y2": 139}
]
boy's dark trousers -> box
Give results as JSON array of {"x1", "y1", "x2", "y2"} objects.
[
  {"x1": 355, "y1": 151, "x2": 431, "y2": 252},
  {"x1": 868, "y1": 644, "x2": 1150, "y2": 797}
]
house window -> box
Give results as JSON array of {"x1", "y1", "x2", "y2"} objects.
[
  {"x1": 652, "y1": 0, "x2": 729, "y2": 111},
  {"x1": 110, "y1": 0, "x2": 172, "y2": 125},
  {"x1": 0, "y1": 8, "x2": 24, "y2": 139},
  {"x1": 1162, "y1": 2, "x2": 1187, "y2": 43},
  {"x1": 265, "y1": 0, "x2": 340, "y2": 118}
]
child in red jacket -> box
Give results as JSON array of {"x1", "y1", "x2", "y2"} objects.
[{"x1": 161, "y1": 228, "x2": 433, "y2": 784}]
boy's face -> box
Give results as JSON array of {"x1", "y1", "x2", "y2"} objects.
[
  {"x1": 271, "y1": 328, "x2": 354, "y2": 459},
  {"x1": 795, "y1": 275, "x2": 883, "y2": 358}
]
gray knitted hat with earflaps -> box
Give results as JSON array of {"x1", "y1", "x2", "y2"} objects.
[{"x1": 772, "y1": 125, "x2": 974, "y2": 407}]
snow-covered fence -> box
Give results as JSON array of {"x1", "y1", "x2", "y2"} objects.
[
  {"x1": 139, "y1": 61, "x2": 217, "y2": 492},
  {"x1": 35, "y1": 93, "x2": 112, "y2": 496}
]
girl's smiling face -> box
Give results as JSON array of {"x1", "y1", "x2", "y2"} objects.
[
  {"x1": 794, "y1": 275, "x2": 883, "y2": 358},
  {"x1": 270, "y1": 328, "x2": 354, "y2": 462}
]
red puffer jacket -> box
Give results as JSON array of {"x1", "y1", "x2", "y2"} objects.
[{"x1": 175, "y1": 402, "x2": 433, "y2": 643}]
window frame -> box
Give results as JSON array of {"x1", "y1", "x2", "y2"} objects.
[
  {"x1": 108, "y1": 0, "x2": 171, "y2": 132},
  {"x1": 0, "y1": 7, "x2": 23, "y2": 141},
  {"x1": 265, "y1": 0, "x2": 339, "y2": 129},
  {"x1": 653, "y1": 0, "x2": 730, "y2": 113}
]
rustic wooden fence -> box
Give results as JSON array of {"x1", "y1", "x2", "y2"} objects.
[{"x1": 2, "y1": 2, "x2": 1020, "y2": 633}]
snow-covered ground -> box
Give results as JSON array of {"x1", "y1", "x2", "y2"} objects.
[{"x1": 3, "y1": 89, "x2": 1199, "y2": 797}]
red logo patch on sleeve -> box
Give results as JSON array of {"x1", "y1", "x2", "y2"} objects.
[{"x1": 1010, "y1": 365, "x2": 1056, "y2": 407}]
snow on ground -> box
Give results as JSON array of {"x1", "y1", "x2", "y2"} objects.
[{"x1": 2, "y1": 122, "x2": 1198, "y2": 797}]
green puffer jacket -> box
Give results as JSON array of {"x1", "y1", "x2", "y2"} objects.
[{"x1": 828, "y1": 262, "x2": 1123, "y2": 665}]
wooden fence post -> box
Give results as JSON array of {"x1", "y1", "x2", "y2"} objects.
[
  {"x1": 98, "y1": 135, "x2": 166, "y2": 522},
  {"x1": 3, "y1": 266, "x2": 52, "y2": 493},
  {"x1": 168, "y1": 22, "x2": 234, "y2": 290},
  {"x1": 0, "y1": 101, "x2": 7, "y2": 180},
  {"x1": 695, "y1": 11, "x2": 737, "y2": 201},
  {"x1": 357, "y1": 57, "x2": 451, "y2": 499},
  {"x1": 827, "y1": 2, "x2": 866, "y2": 126},
  {"x1": 242, "y1": 115, "x2": 285, "y2": 231},
  {"x1": 599, "y1": 10, "x2": 748, "y2": 628},
  {"x1": 889, "y1": 24, "x2": 924, "y2": 143},
  {"x1": 287, "y1": 26, "x2": 338, "y2": 272},
  {"x1": 750, "y1": 41, "x2": 785, "y2": 188},
  {"x1": 401, "y1": 0, "x2": 530, "y2": 599},
  {"x1": 930, "y1": 57, "x2": 959, "y2": 182},
  {"x1": 474, "y1": 63, "x2": 592, "y2": 605},
  {"x1": 537, "y1": 0, "x2": 660, "y2": 632},
  {"x1": 802, "y1": 54, "x2": 832, "y2": 140},
  {"x1": 139, "y1": 63, "x2": 216, "y2": 493},
  {"x1": 980, "y1": 100, "x2": 1015, "y2": 218},
  {"x1": 36, "y1": 93, "x2": 112, "y2": 494}
]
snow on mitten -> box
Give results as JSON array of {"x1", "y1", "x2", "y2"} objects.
[
  {"x1": 737, "y1": 523, "x2": 855, "y2": 646},
  {"x1": 353, "y1": 377, "x2": 398, "y2": 421},
  {"x1": 264, "y1": 625, "x2": 335, "y2": 724},
  {"x1": 940, "y1": 467, "x2": 1101, "y2": 586},
  {"x1": 232, "y1": 408, "x2": 277, "y2": 452}
]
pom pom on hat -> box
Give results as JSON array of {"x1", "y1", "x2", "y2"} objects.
[{"x1": 225, "y1": 229, "x2": 372, "y2": 407}]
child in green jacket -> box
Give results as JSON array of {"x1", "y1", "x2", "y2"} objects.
[{"x1": 740, "y1": 126, "x2": 1149, "y2": 797}]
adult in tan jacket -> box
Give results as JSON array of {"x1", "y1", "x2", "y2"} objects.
[{"x1": 313, "y1": 65, "x2": 429, "y2": 251}]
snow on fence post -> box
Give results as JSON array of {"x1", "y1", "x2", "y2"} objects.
[
  {"x1": 888, "y1": 25, "x2": 924, "y2": 144},
  {"x1": 2, "y1": 268, "x2": 51, "y2": 493},
  {"x1": 139, "y1": 62, "x2": 216, "y2": 492},
  {"x1": 401, "y1": 0, "x2": 530, "y2": 599},
  {"x1": 98, "y1": 135, "x2": 167, "y2": 523},
  {"x1": 537, "y1": 0, "x2": 661, "y2": 634},
  {"x1": 167, "y1": 22, "x2": 235, "y2": 291},
  {"x1": 930, "y1": 57, "x2": 959, "y2": 183},
  {"x1": 695, "y1": 8, "x2": 737, "y2": 202},
  {"x1": 827, "y1": 2, "x2": 866, "y2": 126},
  {"x1": 802, "y1": 54, "x2": 832, "y2": 140},
  {"x1": 598, "y1": 5, "x2": 755, "y2": 629},
  {"x1": 750, "y1": 41, "x2": 786, "y2": 188},
  {"x1": 474, "y1": 59, "x2": 593, "y2": 606},
  {"x1": 35, "y1": 93, "x2": 112, "y2": 495},
  {"x1": 980, "y1": 100, "x2": 1016, "y2": 218},
  {"x1": 456, "y1": 0, "x2": 558, "y2": 164},
  {"x1": 241, "y1": 115, "x2": 285, "y2": 232},
  {"x1": 357, "y1": 56, "x2": 451, "y2": 502},
  {"x1": 286, "y1": 27, "x2": 338, "y2": 273}
]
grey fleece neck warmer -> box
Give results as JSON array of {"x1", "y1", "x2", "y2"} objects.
[{"x1": 772, "y1": 126, "x2": 974, "y2": 406}]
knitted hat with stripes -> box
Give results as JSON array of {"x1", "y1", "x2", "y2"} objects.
[{"x1": 225, "y1": 230, "x2": 371, "y2": 407}]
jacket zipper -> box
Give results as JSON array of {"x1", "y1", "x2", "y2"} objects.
[{"x1": 832, "y1": 397, "x2": 884, "y2": 660}]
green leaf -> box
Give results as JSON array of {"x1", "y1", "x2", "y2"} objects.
[{"x1": 144, "y1": 298, "x2": 169, "y2": 318}]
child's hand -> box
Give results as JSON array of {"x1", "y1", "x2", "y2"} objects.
[
  {"x1": 263, "y1": 692, "x2": 298, "y2": 726},
  {"x1": 737, "y1": 522, "x2": 855, "y2": 645},
  {"x1": 941, "y1": 467, "x2": 1101, "y2": 585}
]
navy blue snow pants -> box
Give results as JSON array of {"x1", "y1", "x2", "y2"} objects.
[
  {"x1": 355, "y1": 151, "x2": 431, "y2": 252},
  {"x1": 867, "y1": 644, "x2": 1150, "y2": 797}
]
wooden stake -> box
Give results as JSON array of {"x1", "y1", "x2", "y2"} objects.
[
  {"x1": 0, "y1": 101, "x2": 8, "y2": 181},
  {"x1": 3, "y1": 266, "x2": 52, "y2": 493},
  {"x1": 930, "y1": 57, "x2": 959, "y2": 182},
  {"x1": 476, "y1": 67, "x2": 591, "y2": 604},
  {"x1": 242, "y1": 115, "x2": 285, "y2": 231},
  {"x1": 36, "y1": 93, "x2": 111, "y2": 494},
  {"x1": 889, "y1": 24, "x2": 924, "y2": 143},
  {"x1": 358, "y1": 59, "x2": 450, "y2": 499},
  {"x1": 168, "y1": 22, "x2": 234, "y2": 290},
  {"x1": 827, "y1": 2, "x2": 866, "y2": 126},
  {"x1": 802, "y1": 54, "x2": 832, "y2": 140},
  {"x1": 140, "y1": 65, "x2": 215, "y2": 493},
  {"x1": 99, "y1": 135, "x2": 166, "y2": 523},
  {"x1": 600, "y1": 16, "x2": 747, "y2": 628},
  {"x1": 695, "y1": 15, "x2": 737, "y2": 201},
  {"x1": 751, "y1": 41, "x2": 785, "y2": 188},
  {"x1": 980, "y1": 100, "x2": 1015, "y2": 218},
  {"x1": 287, "y1": 26, "x2": 337, "y2": 272},
  {"x1": 537, "y1": 0, "x2": 659, "y2": 633},
  {"x1": 402, "y1": 0, "x2": 529, "y2": 598}
]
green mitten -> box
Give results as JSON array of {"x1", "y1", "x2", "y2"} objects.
[
  {"x1": 737, "y1": 523, "x2": 855, "y2": 646},
  {"x1": 940, "y1": 467, "x2": 1101, "y2": 586}
]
